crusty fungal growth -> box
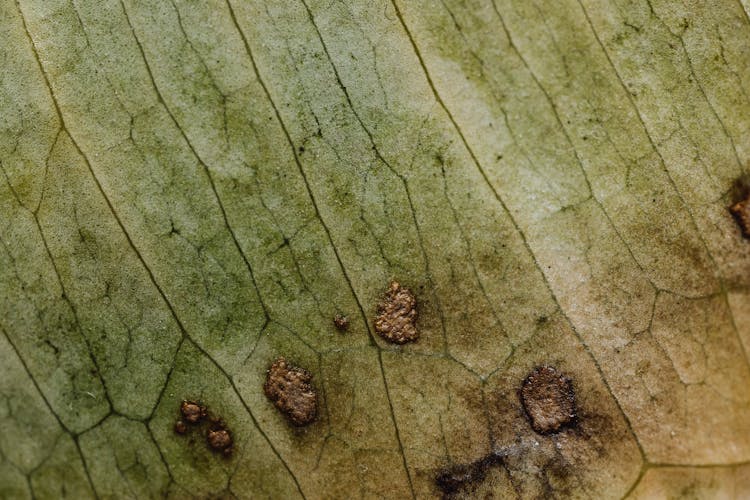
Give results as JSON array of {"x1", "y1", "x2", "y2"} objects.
[
  {"x1": 180, "y1": 400, "x2": 206, "y2": 424},
  {"x1": 374, "y1": 281, "x2": 418, "y2": 344},
  {"x1": 263, "y1": 357, "x2": 318, "y2": 426},
  {"x1": 520, "y1": 366, "x2": 577, "y2": 434},
  {"x1": 730, "y1": 196, "x2": 750, "y2": 238},
  {"x1": 175, "y1": 400, "x2": 235, "y2": 457},
  {"x1": 207, "y1": 427, "x2": 233, "y2": 456}
]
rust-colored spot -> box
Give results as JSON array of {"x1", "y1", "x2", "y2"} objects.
[
  {"x1": 333, "y1": 314, "x2": 349, "y2": 332},
  {"x1": 207, "y1": 426, "x2": 233, "y2": 456},
  {"x1": 263, "y1": 357, "x2": 318, "y2": 426},
  {"x1": 520, "y1": 366, "x2": 577, "y2": 434},
  {"x1": 174, "y1": 420, "x2": 187, "y2": 435},
  {"x1": 180, "y1": 400, "x2": 206, "y2": 424},
  {"x1": 730, "y1": 196, "x2": 750, "y2": 238},
  {"x1": 175, "y1": 400, "x2": 234, "y2": 457},
  {"x1": 374, "y1": 281, "x2": 418, "y2": 344}
]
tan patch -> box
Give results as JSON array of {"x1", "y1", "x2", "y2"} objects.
[
  {"x1": 374, "y1": 281, "x2": 418, "y2": 344},
  {"x1": 263, "y1": 357, "x2": 318, "y2": 426}
]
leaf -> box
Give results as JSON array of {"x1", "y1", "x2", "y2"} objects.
[{"x1": 2, "y1": 0, "x2": 750, "y2": 498}]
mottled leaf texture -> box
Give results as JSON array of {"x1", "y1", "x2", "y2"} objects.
[{"x1": 2, "y1": 0, "x2": 750, "y2": 498}]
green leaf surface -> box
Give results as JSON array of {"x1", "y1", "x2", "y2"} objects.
[{"x1": 2, "y1": 0, "x2": 750, "y2": 498}]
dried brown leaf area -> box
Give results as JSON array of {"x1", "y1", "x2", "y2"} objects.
[
  {"x1": 374, "y1": 281, "x2": 419, "y2": 344},
  {"x1": 2, "y1": 0, "x2": 750, "y2": 498}
]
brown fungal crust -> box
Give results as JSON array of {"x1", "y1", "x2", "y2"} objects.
[
  {"x1": 520, "y1": 366, "x2": 577, "y2": 434},
  {"x1": 175, "y1": 400, "x2": 234, "y2": 457},
  {"x1": 730, "y1": 197, "x2": 750, "y2": 238},
  {"x1": 374, "y1": 281, "x2": 418, "y2": 344},
  {"x1": 207, "y1": 428, "x2": 232, "y2": 454},
  {"x1": 333, "y1": 314, "x2": 349, "y2": 332},
  {"x1": 180, "y1": 400, "x2": 206, "y2": 424},
  {"x1": 263, "y1": 357, "x2": 318, "y2": 426}
]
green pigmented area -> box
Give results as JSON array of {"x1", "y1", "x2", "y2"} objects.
[
  {"x1": 79, "y1": 416, "x2": 170, "y2": 498},
  {"x1": 2, "y1": 0, "x2": 750, "y2": 497},
  {"x1": 29, "y1": 436, "x2": 94, "y2": 499}
]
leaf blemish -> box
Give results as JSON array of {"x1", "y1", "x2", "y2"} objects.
[
  {"x1": 333, "y1": 313, "x2": 349, "y2": 332},
  {"x1": 374, "y1": 281, "x2": 419, "y2": 344},
  {"x1": 264, "y1": 357, "x2": 318, "y2": 426},
  {"x1": 175, "y1": 400, "x2": 234, "y2": 457},
  {"x1": 206, "y1": 417, "x2": 234, "y2": 457},
  {"x1": 520, "y1": 366, "x2": 577, "y2": 435},
  {"x1": 730, "y1": 197, "x2": 750, "y2": 239},
  {"x1": 728, "y1": 175, "x2": 750, "y2": 238},
  {"x1": 180, "y1": 400, "x2": 207, "y2": 424},
  {"x1": 435, "y1": 450, "x2": 505, "y2": 497}
]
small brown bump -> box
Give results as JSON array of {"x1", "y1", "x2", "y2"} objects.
[
  {"x1": 333, "y1": 314, "x2": 349, "y2": 332},
  {"x1": 520, "y1": 366, "x2": 577, "y2": 434},
  {"x1": 207, "y1": 428, "x2": 232, "y2": 452},
  {"x1": 180, "y1": 400, "x2": 206, "y2": 424},
  {"x1": 263, "y1": 357, "x2": 318, "y2": 426},
  {"x1": 374, "y1": 281, "x2": 418, "y2": 344},
  {"x1": 174, "y1": 420, "x2": 187, "y2": 435},
  {"x1": 730, "y1": 196, "x2": 750, "y2": 238}
]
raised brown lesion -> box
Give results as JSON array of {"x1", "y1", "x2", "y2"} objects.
[
  {"x1": 179, "y1": 400, "x2": 207, "y2": 424},
  {"x1": 174, "y1": 399, "x2": 234, "y2": 457},
  {"x1": 206, "y1": 418, "x2": 234, "y2": 457},
  {"x1": 374, "y1": 281, "x2": 418, "y2": 344},
  {"x1": 263, "y1": 357, "x2": 318, "y2": 426},
  {"x1": 519, "y1": 366, "x2": 577, "y2": 435}
]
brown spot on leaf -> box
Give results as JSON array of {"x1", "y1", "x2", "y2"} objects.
[
  {"x1": 374, "y1": 281, "x2": 418, "y2": 344},
  {"x1": 333, "y1": 314, "x2": 349, "y2": 332},
  {"x1": 730, "y1": 197, "x2": 750, "y2": 238},
  {"x1": 175, "y1": 400, "x2": 234, "y2": 457},
  {"x1": 263, "y1": 357, "x2": 318, "y2": 426},
  {"x1": 207, "y1": 428, "x2": 232, "y2": 455},
  {"x1": 520, "y1": 366, "x2": 577, "y2": 434},
  {"x1": 180, "y1": 400, "x2": 206, "y2": 424}
]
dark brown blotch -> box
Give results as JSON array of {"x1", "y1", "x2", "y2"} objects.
[
  {"x1": 263, "y1": 357, "x2": 318, "y2": 426},
  {"x1": 520, "y1": 366, "x2": 577, "y2": 434},
  {"x1": 374, "y1": 281, "x2": 418, "y2": 344},
  {"x1": 435, "y1": 451, "x2": 505, "y2": 496},
  {"x1": 333, "y1": 314, "x2": 349, "y2": 332}
]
